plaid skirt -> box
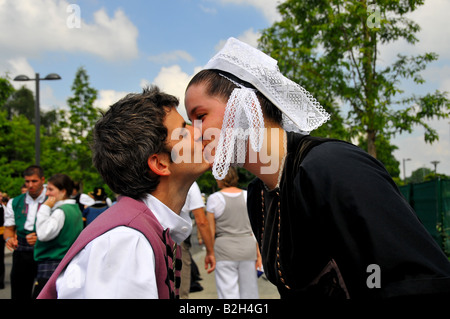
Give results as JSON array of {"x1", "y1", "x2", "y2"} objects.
[{"x1": 37, "y1": 260, "x2": 61, "y2": 279}]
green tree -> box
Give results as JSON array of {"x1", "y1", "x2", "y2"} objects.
[
  {"x1": 0, "y1": 70, "x2": 110, "y2": 198},
  {"x1": 408, "y1": 167, "x2": 432, "y2": 184},
  {"x1": 2, "y1": 86, "x2": 35, "y2": 121},
  {"x1": 259, "y1": 0, "x2": 449, "y2": 159},
  {"x1": 66, "y1": 67, "x2": 99, "y2": 144},
  {"x1": 0, "y1": 110, "x2": 35, "y2": 194},
  {"x1": 62, "y1": 66, "x2": 101, "y2": 187},
  {"x1": 0, "y1": 76, "x2": 15, "y2": 107}
]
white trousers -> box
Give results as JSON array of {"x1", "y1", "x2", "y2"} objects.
[{"x1": 215, "y1": 260, "x2": 259, "y2": 299}]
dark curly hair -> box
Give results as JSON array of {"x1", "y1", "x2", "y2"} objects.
[{"x1": 92, "y1": 86, "x2": 179, "y2": 200}]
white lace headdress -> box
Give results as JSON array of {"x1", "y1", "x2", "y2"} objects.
[{"x1": 204, "y1": 37, "x2": 330, "y2": 179}]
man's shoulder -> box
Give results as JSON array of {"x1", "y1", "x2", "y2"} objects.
[
  {"x1": 89, "y1": 226, "x2": 152, "y2": 248},
  {"x1": 12, "y1": 192, "x2": 26, "y2": 203}
]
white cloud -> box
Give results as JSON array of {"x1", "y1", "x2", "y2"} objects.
[
  {"x1": 378, "y1": 1, "x2": 450, "y2": 175},
  {"x1": 0, "y1": 0, "x2": 139, "y2": 62},
  {"x1": 3, "y1": 57, "x2": 65, "y2": 111},
  {"x1": 4, "y1": 57, "x2": 35, "y2": 91},
  {"x1": 94, "y1": 90, "x2": 129, "y2": 111},
  {"x1": 393, "y1": 118, "x2": 450, "y2": 176},
  {"x1": 151, "y1": 65, "x2": 193, "y2": 121},
  {"x1": 141, "y1": 65, "x2": 204, "y2": 121},
  {"x1": 378, "y1": 0, "x2": 450, "y2": 67},
  {"x1": 237, "y1": 28, "x2": 260, "y2": 47},
  {"x1": 421, "y1": 64, "x2": 450, "y2": 93},
  {"x1": 40, "y1": 85, "x2": 66, "y2": 111},
  {"x1": 148, "y1": 50, "x2": 194, "y2": 64},
  {"x1": 408, "y1": 0, "x2": 450, "y2": 60},
  {"x1": 214, "y1": 28, "x2": 261, "y2": 52},
  {"x1": 218, "y1": 0, "x2": 282, "y2": 23}
]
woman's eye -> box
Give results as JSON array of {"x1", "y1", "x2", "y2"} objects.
[{"x1": 197, "y1": 114, "x2": 205, "y2": 120}]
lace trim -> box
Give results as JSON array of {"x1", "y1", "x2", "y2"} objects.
[
  {"x1": 205, "y1": 37, "x2": 330, "y2": 134},
  {"x1": 212, "y1": 86, "x2": 265, "y2": 180}
]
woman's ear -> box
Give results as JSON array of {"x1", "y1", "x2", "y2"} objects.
[
  {"x1": 59, "y1": 189, "x2": 68, "y2": 201},
  {"x1": 147, "y1": 153, "x2": 171, "y2": 176}
]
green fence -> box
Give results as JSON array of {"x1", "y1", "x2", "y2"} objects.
[{"x1": 399, "y1": 179, "x2": 450, "y2": 257}]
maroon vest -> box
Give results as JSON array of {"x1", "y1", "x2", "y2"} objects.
[{"x1": 37, "y1": 196, "x2": 181, "y2": 299}]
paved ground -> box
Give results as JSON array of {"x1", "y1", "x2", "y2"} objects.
[
  {"x1": 0, "y1": 248, "x2": 11, "y2": 299},
  {"x1": 188, "y1": 243, "x2": 280, "y2": 299}
]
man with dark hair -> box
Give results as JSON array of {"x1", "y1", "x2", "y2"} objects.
[
  {"x1": 4, "y1": 165, "x2": 46, "y2": 299},
  {"x1": 38, "y1": 86, "x2": 211, "y2": 299}
]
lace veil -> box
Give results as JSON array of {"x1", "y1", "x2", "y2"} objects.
[{"x1": 204, "y1": 37, "x2": 330, "y2": 179}]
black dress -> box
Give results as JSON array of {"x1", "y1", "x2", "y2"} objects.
[{"x1": 247, "y1": 132, "x2": 450, "y2": 299}]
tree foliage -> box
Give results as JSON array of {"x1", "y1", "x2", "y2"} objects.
[
  {"x1": 60, "y1": 67, "x2": 102, "y2": 189},
  {"x1": 3, "y1": 86, "x2": 35, "y2": 122},
  {"x1": 0, "y1": 67, "x2": 107, "y2": 198},
  {"x1": 0, "y1": 76, "x2": 15, "y2": 108},
  {"x1": 259, "y1": 0, "x2": 449, "y2": 159}
]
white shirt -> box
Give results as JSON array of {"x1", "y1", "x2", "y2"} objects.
[
  {"x1": 206, "y1": 190, "x2": 247, "y2": 219},
  {"x1": 77, "y1": 193, "x2": 95, "y2": 207},
  {"x1": 180, "y1": 182, "x2": 205, "y2": 215},
  {"x1": 55, "y1": 194, "x2": 192, "y2": 299},
  {"x1": 4, "y1": 188, "x2": 47, "y2": 231},
  {"x1": 36, "y1": 199, "x2": 76, "y2": 242}
]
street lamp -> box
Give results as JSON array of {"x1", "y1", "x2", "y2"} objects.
[
  {"x1": 13, "y1": 73, "x2": 61, "y2": 165},
  {"x1": 431, "y1": 160, "x2": 440, "y2": 175},
  {"x1": 402, "y1": 158, "x2": 411, "y2": 182}
]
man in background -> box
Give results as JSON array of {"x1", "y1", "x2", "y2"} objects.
[{"x1": 4, "y1": 165, "x2": 47, "y2": 299}]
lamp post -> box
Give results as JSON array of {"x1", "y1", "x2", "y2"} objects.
[
  {"x1": 431, "y1": 160, "x2": 440, "y2": 175},
  {"x1": 402, "y1": 158, "x2": 411, "y2": 182},
  {"x1": 13, "y1": 73, "x2": 61, "y2": 165}
]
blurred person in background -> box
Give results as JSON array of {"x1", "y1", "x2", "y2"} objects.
[
  {"x1": 32, "y1": 173, "x2": 83, "y2": 298},
  {"x1": 82, "y1": 187, "x2": 108, "y2": 226},
  {"x1": 206, "y1": 167, "x2": 261, "y2": 299}
]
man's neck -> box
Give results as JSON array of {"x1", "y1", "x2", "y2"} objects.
[
  {"x1": 151, "y1": 180, "x2": 192, "y2": 215},
  {"x1": 244, "y1": 125, "x2": 286, "y2": 190},
  {"x1": 29, "y1": 188, "x2": 44, "y2": 200}
]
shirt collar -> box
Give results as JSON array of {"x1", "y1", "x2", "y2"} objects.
[
  {"x1": 142, "y1": 194, "x2": 192, "y2": 244},
  {"x1": 53, "y1": 199, "x2": 76, "y2": 210},
  {"x1": 25, "y1": 187, "x2": 47, "y2": 204}
]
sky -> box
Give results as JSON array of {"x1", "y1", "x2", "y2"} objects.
[{"x1": 1, "y1": 0, "x2": 449, "y2": 177}]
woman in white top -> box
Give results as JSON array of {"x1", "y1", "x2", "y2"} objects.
[{"x1": 206, "y1": 167, "x2": 262, "y2": 299}]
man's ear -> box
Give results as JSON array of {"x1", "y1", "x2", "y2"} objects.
[{"x1": 147, "y1": 153, "x2": 171, "y2": 176}]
